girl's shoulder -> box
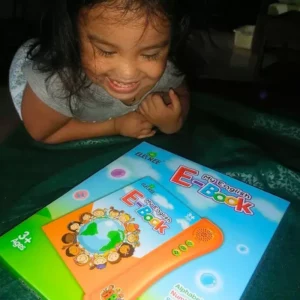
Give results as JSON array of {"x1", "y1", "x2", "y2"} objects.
[{"x1": 22, "y1": 61, "x2": 74, "y2": 117}]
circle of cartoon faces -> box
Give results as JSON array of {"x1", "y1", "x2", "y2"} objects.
[{"x1": 61, "y1": 207, "x2": 141, "y2": 271}]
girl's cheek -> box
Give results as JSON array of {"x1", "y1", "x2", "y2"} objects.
[
  {"x1": 142, "y1": 60, "x2": 168, "y2": 79},
  {"x1": 82, "y1": 53, "x2": 105, "y2": 74}
]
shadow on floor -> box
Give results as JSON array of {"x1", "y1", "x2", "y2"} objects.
[{"x1": 0, "y1": 86, "x2": 20, "y2": 143}]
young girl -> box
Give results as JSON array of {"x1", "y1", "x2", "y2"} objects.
[{"x1": 18, "y1": 0, "x2": 190, "y2": 144}]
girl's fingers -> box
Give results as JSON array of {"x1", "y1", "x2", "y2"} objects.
[
  {"x1": 140, "y1": 99, "x2": 149, "y2": 113},
  {"x1": 141, "y1": 122, "x2": 154, "y2": 129},
  {"x1": 151, "y1": 93, "x2": 164, "y2": 110},
  {"x1": 168, "y1": 89, "x2": 181, "y2": 111},
  {"x1": 137, "y1": 130, "x2": 156, "y2": 139},
  {"x1": 139, "y1": 128, "x2": 152, "y2": 134},
  {"x1": 137, "y1": 105, "x2": 145, "y2": 115}
]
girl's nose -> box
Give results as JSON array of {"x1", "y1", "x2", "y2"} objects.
[{"x1": 116, "y1": 58, "x2": 139, "y2": 81}]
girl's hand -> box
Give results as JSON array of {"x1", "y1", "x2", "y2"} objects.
[
  {"x1": 138, "y1": 89, "x2": 182, "y2": 134},
  {"x1": 114, "y1": 111, "x2": 156, "y2": 139}
]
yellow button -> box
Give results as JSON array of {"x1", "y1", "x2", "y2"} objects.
[
  {"x1": 186, "y1": 240, "x2": 195, "y2": 247},
  {"x1": 172, "y1": 249, "x2": 181, "y2": 257},
  {"x1": 179, "y1": 244, "x2": 188, "y2": 252}
]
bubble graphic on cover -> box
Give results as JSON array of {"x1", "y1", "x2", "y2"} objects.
[
  {"x1": 196, "y1": 269, "x2": 222, "y2": 293},
  {"x1": 237, "y1": 244, "x2": 249, "y2": 254},
  {"x1": 200, "y1": 273, "x2": 217, "y2": 288},
  {"x1": 73, "y1": 190, "x2": 89, "y2": 201},
  {"x1": 111, "y1": 168, "x2": 126, "y2": 178}
]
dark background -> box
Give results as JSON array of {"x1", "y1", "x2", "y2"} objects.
[{"x1": 0, "y1": 0, "x2": 263, "y2": 83}]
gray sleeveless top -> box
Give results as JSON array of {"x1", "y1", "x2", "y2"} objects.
[{"x1": 23, "y1": 61, "x2": 184, "y2": 122}]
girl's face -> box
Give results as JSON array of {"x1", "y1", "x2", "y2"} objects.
[{"x1": 79, "y1": 5, "x2": 171, "y2": 104}]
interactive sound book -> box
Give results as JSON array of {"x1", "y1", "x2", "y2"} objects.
[
  {"x1": 42, "y1": 176, "x2": 219, "y2": 296},
  {"x1": 0, "y1": 142, "x2": 290, "y2": 300}
]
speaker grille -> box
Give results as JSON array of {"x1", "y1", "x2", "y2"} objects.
[{"x1": 193, "y1": 228, "x2": 213, "y2": 242}]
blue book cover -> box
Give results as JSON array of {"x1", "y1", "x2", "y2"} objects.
[{"x1": 0, "y1": 142, "x2": 290, "y2": 300}]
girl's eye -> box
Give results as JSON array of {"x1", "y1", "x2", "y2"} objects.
[
  {"x1": 96, "y1": 48, "x2": 116, "y2": 57},
  {"x1": 142, "y1": 52, "x2": 161, "y2": 61}
]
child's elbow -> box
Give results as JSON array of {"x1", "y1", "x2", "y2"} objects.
[
  {"x1": 22, "y1": 120, "x2": 49, "y2": 143},
  {"x1": 21, "y1": 108, "x2": 51, "y2": 143},
  {"x1": 21, "y1": 88, "x2": 68, "y2": 143}
]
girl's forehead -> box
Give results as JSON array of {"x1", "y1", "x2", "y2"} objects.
[
  {"x1": 80, "y1": 4, "x2": 170, "y2": 33},
  {"x1": 79, "y1": 8, "x2": 170, "y2": 50}
]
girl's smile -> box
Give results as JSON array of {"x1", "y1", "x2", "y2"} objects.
[{"x1": 106, "y1": 77, "x2": 140, "y2": 94}]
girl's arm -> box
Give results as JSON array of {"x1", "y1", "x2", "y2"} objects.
[{"x1": 21, "y1": 85, "x2": 154, "y2": 144}]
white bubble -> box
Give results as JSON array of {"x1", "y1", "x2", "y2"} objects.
[{"x1": 236, "y1": 244, "x2": 250, "y2": 254}]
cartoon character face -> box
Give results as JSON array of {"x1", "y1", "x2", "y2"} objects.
[
  {"x1": 127, "y1": 233, "x2": 139, "y2": 244},
  {"x1": 66, "y1": 245, "x2": 80, "y2": 257},
  {"x1": 125, "y1": 223, "x2": 140, "y2": 233},
  {"x1": 109, "y1": 207, "x2": 120, "y2": 219},
  {"x1": 74, "y1": 253, "x2": 90, "y2": 266},
  {"x1": 93, "y1": 208, "x2": 107, "y2": 218},
  {"x1": 118, "y1": 212, "x2": 132, "y2": 223},
  {"x1": 119, "y1": 244, "x2": 130, "y2": 255},
  {"x1": 118, "y1": 243, "x2": 134, "y2": 258},
  {"x1": 62, "y1": 233, "x2": 77, "y2": 244},
  {"x1": 107, "y1": 251, "x2": 121, "y2": 264},
  {"x1": 68, "y1": 221, "x2": 81, "y2": 232},
  {"x1": 94, "y1": 256, "x2": 107, "y2": 266},
  {"x1": 80, "y1": 212, "x2": 93, "y2": 223}
]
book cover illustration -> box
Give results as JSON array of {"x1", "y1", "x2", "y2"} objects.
[
  {"x1": 0, "y1": 142, "x2": 290, "y2": 300},
  {"x1": 47, "y1": 143, "x2": 289, "y2": 300},
  {"x1": 42, "y1": 176, "x2": 205, "y2": 295},
  {"x1": 86, "y1": 218, "x2": 223, "y2": 300}
]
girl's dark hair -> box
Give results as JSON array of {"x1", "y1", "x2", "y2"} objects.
[{"x1": 28, "y1": 0, "x2": 190, "y2": 111}]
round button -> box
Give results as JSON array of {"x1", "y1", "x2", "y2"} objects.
[
  {"x1": 186, "y1": 240, "x2": 195, "y2": 247},
  {"x1": 179, "y1": 244, "x2": 188, "y2": 252},
  {"x1": 172, "y1": 249, "x2": 181, "y2": 257}
]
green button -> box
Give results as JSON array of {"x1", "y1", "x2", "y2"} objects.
[
  {"x1": 186, "y1": 240, "x2": 195, "y2": 247},
  {"x1": 172, "y1": 249, "x2": 181, "y2": 257},
  {"x1": 179, "y1": 244, "x2": 188, "y2": 252}
]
